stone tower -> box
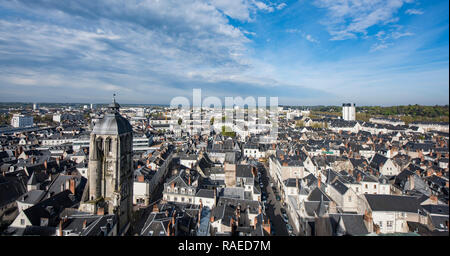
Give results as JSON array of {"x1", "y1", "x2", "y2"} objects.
[{"x1": 79, "y1": 96, "x2": 133, "y2": 234}]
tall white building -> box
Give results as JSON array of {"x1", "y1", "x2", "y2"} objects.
[
  {"x1": 11, "y1": 114, "x2": 34, "y2": 128},
  {"x1": 33, "y1": 103, "x2": 39, "y2": 111},
  {"x1": 342, "y1": 103, "x2": 356, "y2": 121}
]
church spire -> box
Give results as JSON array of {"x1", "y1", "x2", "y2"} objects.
[{"x1": 108, "y1": 93, "x2": 121, "y2": 113}]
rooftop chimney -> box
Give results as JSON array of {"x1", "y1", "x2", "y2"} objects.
[
  {"x1": 59, "y1": 220, "x2": 63, "y2": 236},
  {"x1": 429, "y1": 195, "x2": 438, "y2": 204},
  {"x1": 97, "y1": 207, "x2": 104, "y2": 216},
  {"x1": 69, "y1": 178, "x2": 76, "y2": 195}
]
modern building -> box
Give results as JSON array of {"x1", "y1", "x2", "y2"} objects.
[
  {"x1": 10, "y1": 114, "x2": 34, "y2": 128},
  {"x1": 53, "y1": 113, "x2": 83, "y2": 123},
  {"x1": 78, "y1": 97, "x2": 134, "y2": 235},
  {"x1": 342, "y1": 103, "x2": 356, "y2": 121}
]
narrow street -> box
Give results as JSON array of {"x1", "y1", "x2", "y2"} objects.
[{"x1": 257, "y1": 162, "x2": 290, "y2": 236}]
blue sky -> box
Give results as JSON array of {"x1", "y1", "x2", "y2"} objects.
[{"x1": 0, "y1": 0, "x2": 448, "y2": 106}]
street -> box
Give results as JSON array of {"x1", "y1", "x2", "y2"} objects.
[{"x1": 257, "y1": 162, "x2": 292, "y2": 236}]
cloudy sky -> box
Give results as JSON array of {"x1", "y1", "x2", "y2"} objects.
[{"x1": 0, "y1": 0, "x2": 448, "y2": 106}]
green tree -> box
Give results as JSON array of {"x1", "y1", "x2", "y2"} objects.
[{"x1": 178, "y1": 118, "x2": 182, "y2": 125}]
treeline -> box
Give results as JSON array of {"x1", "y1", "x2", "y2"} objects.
[
  {"x1": 309, "y1": 105, "x2": 449, "y2": 124},
  {"x1": 357, "y1": 105, "x2": 449, "y2": 118}
]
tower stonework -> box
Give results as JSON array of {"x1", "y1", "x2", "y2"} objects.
[{"x1": 79, "y1": 97, "x2": 133, "y2": 234}]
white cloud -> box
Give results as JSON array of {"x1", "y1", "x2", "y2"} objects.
[
  {"x1": 305, "y1": 34, "x2": 319, "y2": 43},
  {"x1": 405, "y1": 8, "x2": 424, "y2": 15},
  {"x1": 253, "y1": 1, "x2": 275, "y2": 12},
  {"x1": 370, "y1": 42, "x2": 392, "y2": 52},
  {"x1": 391, "y1": 31, "x2": 414, "y2": 39},
  {"x1": 285, "y1": 28, "x2": 301, "y2": 33},
  {"x1": 0, "y1": 0, "x2": 303, "y2": 103},
  {"x1": 314, "y1": 0, "x2": 415, "y2": 40},
  {"x1": 276, "y1": 3, "x2": 287, "y2": 10},
  {"x1": 285, "y1": 29, "x2": 319, "y2": 43}
]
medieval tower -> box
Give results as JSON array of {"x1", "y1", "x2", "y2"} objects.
[{"x1": 79, "y1": 96, "x2": 133, "y2": 234}]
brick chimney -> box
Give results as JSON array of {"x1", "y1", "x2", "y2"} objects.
[
  {"x1": 363, "y1": 210, "x2": 373, "y2": 233},
  {"x1": 167, "y1": 221, "x2": 171, "y2": 236},
  {"x1": 137, "y1": 175, "x2": 145, "y2": 182},
  {"x1": 82, "y1": 220, "x2": 87, "y2": 229},
  {"x1": 152, "y1": 204, "x2": 159, "y2": 212},
  {"x1": 44, "y1": 160, "x2": 47, "y2": 169},
  {"x1": 97, "y1": 207, "x2": 104, "y2": 216},
  {"x1": 318, "y1": 173, "x2": 321, "y2": 188},
  {"x1": 357, "y1": 173, "x2": 362, "y2": 182},
  {"x1": 69, "y1": 178, "x2": 76, "y2": 195},
  {"x1": 429, "y1": 195, "x2": 438, "y2": 204},
  {"x1": 59, "y1": 219, "x2": 63, "y2": 236}
]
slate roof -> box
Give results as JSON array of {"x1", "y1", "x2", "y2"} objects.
[
  {"x1": 196, "y1": 189, "x2": 215, "y2": 199},
  {"x1": 17, "y1": 190, "x2": 46, "y2": 205},
  {"x1": 92, "y1": 104, "x2": 132, "y2": 135},
  {"x1": 364, "y1": 194, "x2": 422, "y2": 213},
  {"x1": 370, "y1": 153, "x2": 388, "y2": 169},
  {"x1": 328, "y1": 213, "x2": 369, "y2": 236},
  {"x1": 307, "y1": 187, "x2": 331, "y2": 202},
  {"x1": 0, "y1": 174, "x2": 27, "y2": 206},
  {"x1": 331, "y1": 179, "x2": 349, "y2": 195},
  {"x1": 23, "y1": 190, "x2": 79, "y2": 227},
  {"x1": 421, "y1": 204, "x2": 449, "y2": 216},
  {"x1": 236, "y1": 164, "x2": 253, "y2": 178}
]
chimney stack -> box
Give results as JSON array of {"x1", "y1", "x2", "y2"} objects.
[
  {"x1": 59, "y1": 219, "x2": 63, "y2": 236},
  {"x1": 429, "y1": 195, "x2": 438, "y2": 204},
  {"x1": 97, "y1": 207, "x2": 104, "y2": 216},
  {"x1": 69, "y1": 178, "x2": 76, "y2": 195}
]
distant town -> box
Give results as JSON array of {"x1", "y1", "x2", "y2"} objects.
[{"x1": 0, "y1": 100, "x2": 448, "y2": 236}]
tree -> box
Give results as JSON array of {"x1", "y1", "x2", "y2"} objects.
[
  {"x1": 210, "y1": 117, "x2": 214, "y2": 125},
  {"x1": 178, "y1": 118, "x2": 182, "y2": 125}
]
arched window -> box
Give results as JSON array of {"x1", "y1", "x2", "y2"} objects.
[{"x1": 105, "y1": 137, "x2": 112, "y2": 155}]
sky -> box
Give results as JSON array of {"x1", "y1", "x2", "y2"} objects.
[{"x1": 0, "y1": 0, "x2": 448, "y2": 106}]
